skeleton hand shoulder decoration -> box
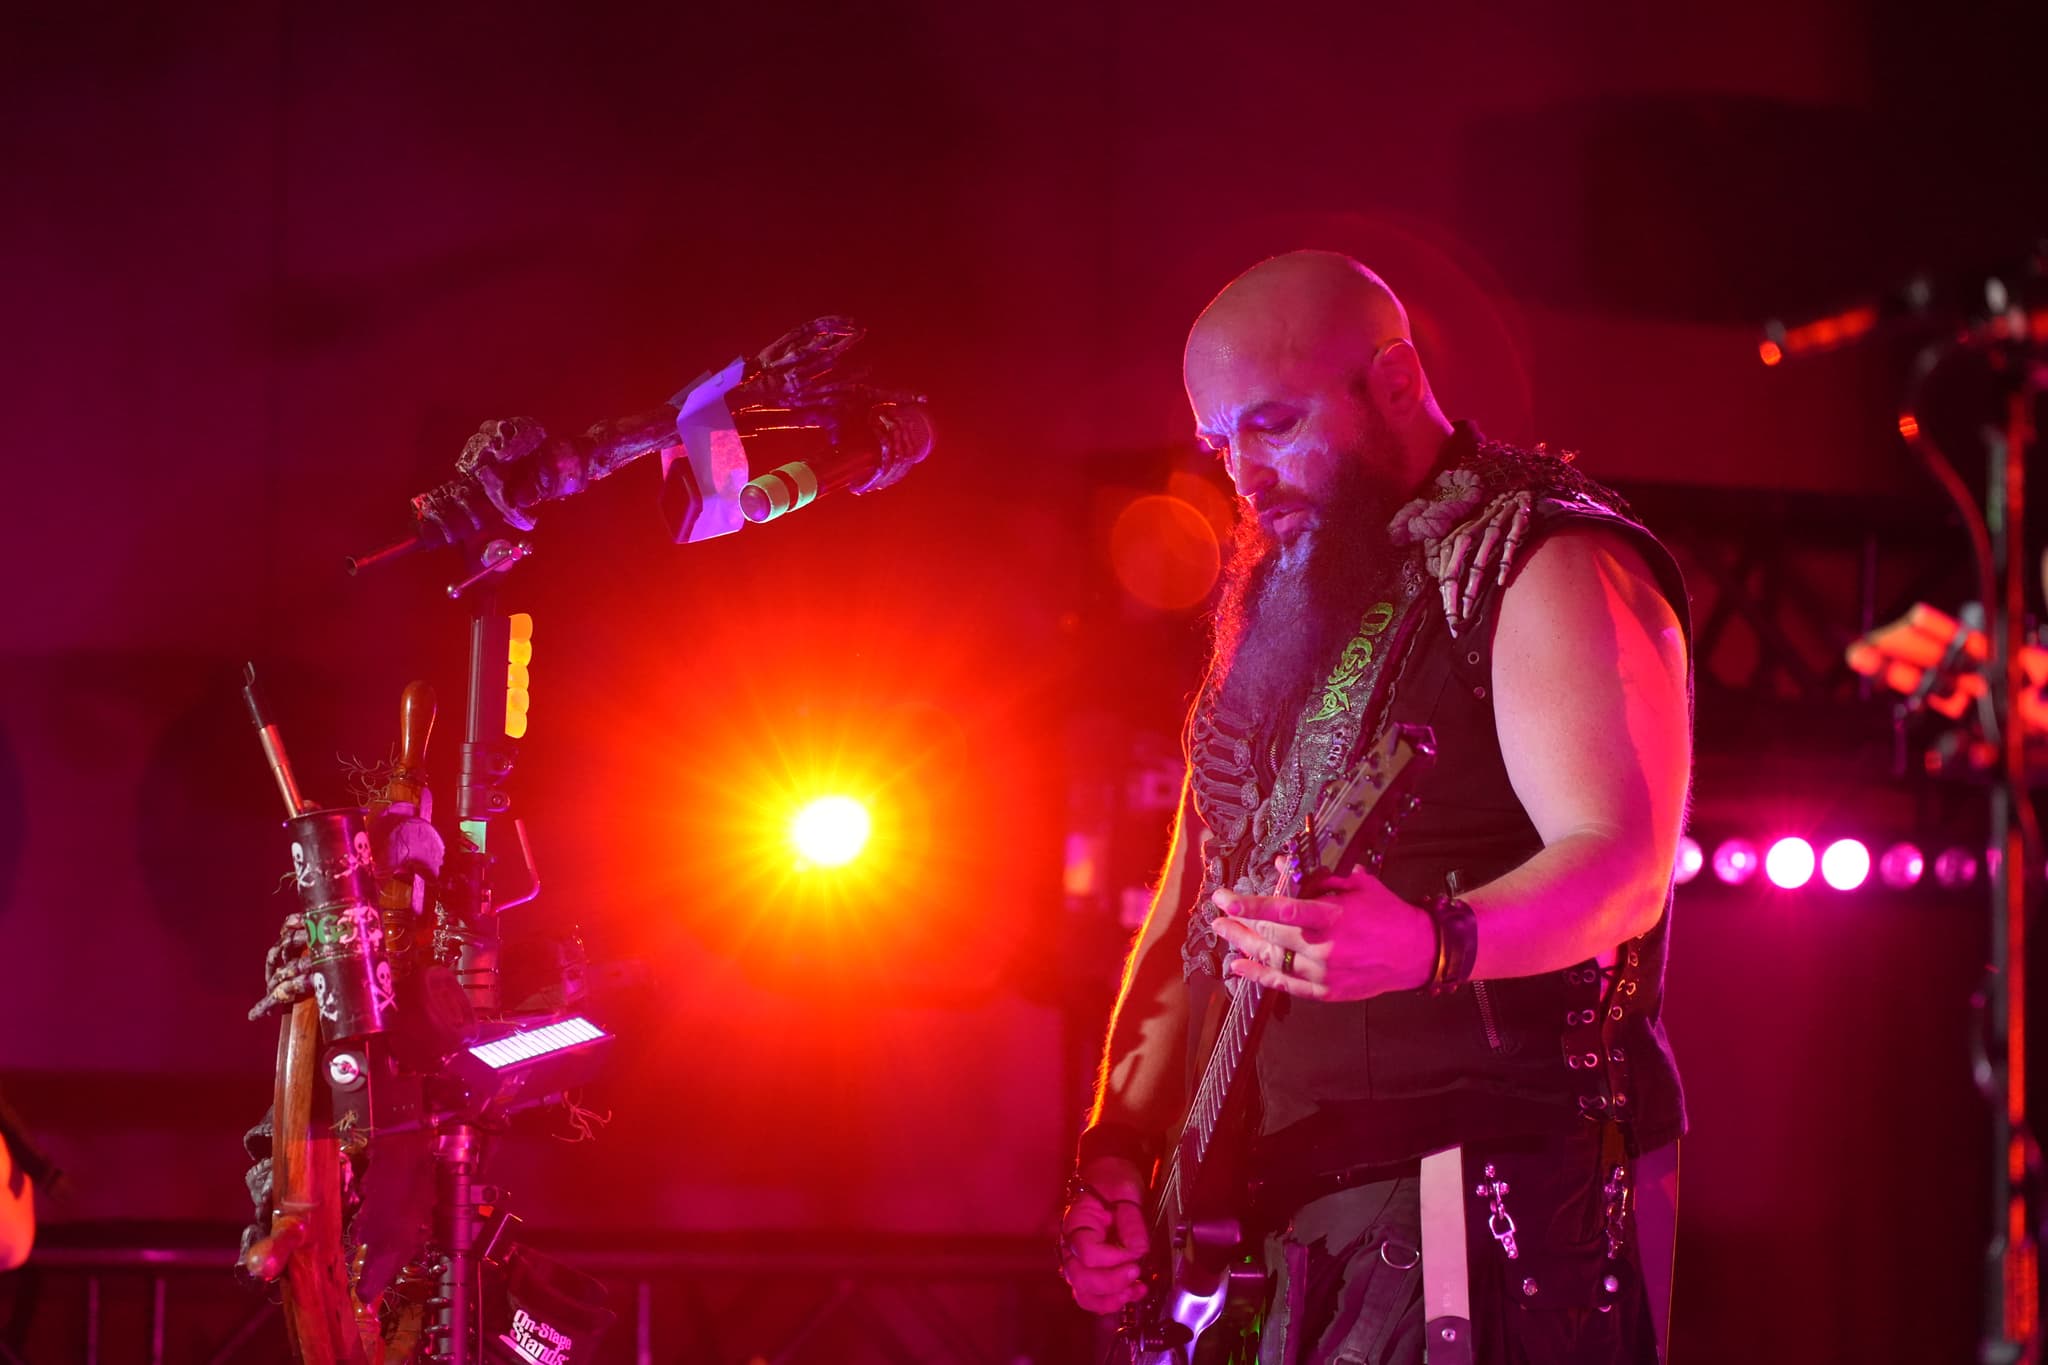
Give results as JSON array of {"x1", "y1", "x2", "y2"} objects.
[{"x1": 247, "y1": 912, "x2": 315, "y2": 1021}]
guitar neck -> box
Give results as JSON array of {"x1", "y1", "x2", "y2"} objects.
[
  {"x1": 1151, "y1": 724, "x2": 1435, "y2": 1236},
  {"x1": 1187, "y1": 976, "x2": 1262, "y2": 1168},
  {"x1": 1153, "y1": 972, "x2": 1266, "y2": 1238}
]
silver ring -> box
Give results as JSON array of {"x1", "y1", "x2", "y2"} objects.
[{"x1": 1281, "y1": 948, "x2": 1296, "y2": 975}]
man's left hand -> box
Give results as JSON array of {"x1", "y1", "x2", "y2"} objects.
[{"x1": 1211, "y1": 861, "x2": 1437, "y2": 1001}]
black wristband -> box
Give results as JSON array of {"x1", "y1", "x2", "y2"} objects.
[
  {"x1": 1423, "y1": 895, "x2": 1478, "y2": 996},
  {"x1": 1075, "y1": 1120, "x2": 1153, "y2": 1172}
]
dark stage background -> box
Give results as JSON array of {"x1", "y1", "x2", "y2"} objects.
[{"x1": 3, "y1": 1, "x2": 2046, "y2": 1360}]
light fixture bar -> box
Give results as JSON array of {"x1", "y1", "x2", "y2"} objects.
[{"x1": 468, "y1": 1016, "x2": 609, "y2": 1071}]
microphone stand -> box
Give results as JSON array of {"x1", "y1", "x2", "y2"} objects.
[
  {"x1": 1771, "y1": 255, "x2": 2046, "y2": 1362},
  {"x1": 1982, "y1": 368, "x2": 2043, "y2": 1365},
  {"x1": 330, "y1": 314, "x2": 929, "y2": 1363},
  {"x1": 404, "y1": 550, "x2": 521, "y2": 1365},
  {"x1": 1898, "y1": 327, "x2": 2045, "y2": 1365}
]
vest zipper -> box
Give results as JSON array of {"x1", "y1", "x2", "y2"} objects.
[{"x1": 1472, "y1": 978, "x2": 1505, "y2": 1052}]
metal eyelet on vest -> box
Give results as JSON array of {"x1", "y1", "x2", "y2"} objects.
[
  {"x1": 1567, "y1": 1054, "x2": 1584, "y2": 1070},
  {"x1": 1467, "y1": 651, "x2": 1482, "y2": 665},
  {"x1": 1609, "y1": 1005, "x2": 1625, "y2": 1021},
  {"x1": 1609, "y1": 1047, "x2": 1626, "y2": 1063},
  {"x1": 1473, "y1": 685, "x2": 1487, "y2": 699}
]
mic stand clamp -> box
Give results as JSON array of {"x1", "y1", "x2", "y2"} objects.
[{"x1": 447, "y1": 540, "x2": 533, "y2": 601}]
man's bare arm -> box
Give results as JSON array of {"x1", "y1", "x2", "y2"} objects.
[
  {"x1": 1213, "y1": 525, "x2": 1690, "y2": 998},
  {"x1": 1088, "y1": 776, "x2": 1202, "y2": 1137},
  {"x1": 1064, "y1": 776, "x2": 1204, "y2": 1313},
  {"x1": 1463, "y1": 526, "x2": 1691, "y2": 976}
]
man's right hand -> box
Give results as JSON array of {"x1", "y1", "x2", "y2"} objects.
[{"x1": 1059, "y1": 1156, "x2": 1150, "y2": 1314}]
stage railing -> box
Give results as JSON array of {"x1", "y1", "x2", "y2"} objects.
[{"x1": 3, "y1": 1228, "x2": 1092, "y2": 1365}]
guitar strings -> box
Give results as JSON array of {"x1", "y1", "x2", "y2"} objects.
[{"x1": 1147, "y1": 739, "x2": 1409, "y2": 1246}]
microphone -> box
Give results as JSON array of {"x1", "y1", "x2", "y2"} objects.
[{"x1": 739, "y1": 402, "x2": 935, "y2": 524}]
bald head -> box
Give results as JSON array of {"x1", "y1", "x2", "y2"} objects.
[
  {"x1": 1184, "y1": 251, "x2": 1450, "y2": 517},
  {"x1": 1185, "y1": 250, "x2": 1411, "y2": 384}
]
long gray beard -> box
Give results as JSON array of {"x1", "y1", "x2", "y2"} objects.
[{"x1": 1211, "y1": 464, "x2": 1406, "y2": 726}]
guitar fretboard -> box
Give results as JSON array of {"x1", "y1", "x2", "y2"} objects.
[{"x1": 1147, "y1": 726, "x2": 1431, "y2": 1243}]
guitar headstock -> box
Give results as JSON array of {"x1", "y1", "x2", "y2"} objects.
[{"x1": 1304, "y1": 723, "x2": 1436, "y2": 877}]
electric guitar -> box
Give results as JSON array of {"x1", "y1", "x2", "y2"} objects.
[{"x1": 1116, "y1": 723, "x2": 1437, "y2": 1364}]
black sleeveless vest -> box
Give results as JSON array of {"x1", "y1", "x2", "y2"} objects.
[{"x1": 1184, "y1": 424, "x2": 1690, "y2": 1180}]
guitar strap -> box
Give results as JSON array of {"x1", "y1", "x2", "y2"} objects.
[
  {"x1": 1421, "y1": 872, "x2": 1475, "y2": 1363},
  {"x1": 1418, "y1": 1146, "x2": 1474, "y2": 1365}
]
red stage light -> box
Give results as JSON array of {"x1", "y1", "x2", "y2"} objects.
[
  {"x1": 790, "y1": 794, "x2": 873, "y2": 868},
  {"x1": 1820, "y1": 838, "x2": 1870, "y2": 891},
  {"x1": 1765, "y1": 837, "x2": 1816, "y2": 889},
  {"x1": 1674, "y1": 835, "x2": 1703, "y2": 885}
]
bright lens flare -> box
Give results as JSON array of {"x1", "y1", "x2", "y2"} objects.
[
  {"x1": 1820, "y1": 838, "x2": 1871, "y2": 891},
  {"x1": 790, "y1": 795, "x2": 872, "y2": 868},
  {"x1": 1766, "y1": 837, "x2": 1816, "y2": 890}
]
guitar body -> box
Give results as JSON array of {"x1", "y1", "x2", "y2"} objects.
[
  {"x1": 1167, "y1": 1219, "x2": 1266, "y2": 1359},
  {"x1": 1150, "y1": 1064, "x2": 1266, "y2": 1365},
  {"x1": 1125, "y1": 1254, "x2": 1264, "y2": 1365},
  {"x1": 1118, "y1": 725, "x2": 1437, "y2": 1365}
]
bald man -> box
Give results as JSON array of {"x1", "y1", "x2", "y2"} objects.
[{"x1": 1058, "y1": 253, "x2": 1690, "y2": 1364}]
